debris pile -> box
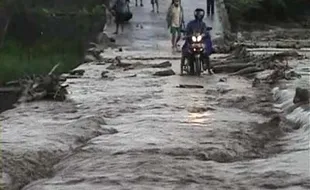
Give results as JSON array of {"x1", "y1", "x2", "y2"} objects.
[
  {"x1": 212, "y1": 45, "x2": 304, "y2": 84},
  {"x1": 3, "y1": 64, "x2": 68, "y2": 103}
]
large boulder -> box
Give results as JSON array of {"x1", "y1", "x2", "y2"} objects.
[{"x1": 293, "y1": 87, "x2": 309, "y2": 104}]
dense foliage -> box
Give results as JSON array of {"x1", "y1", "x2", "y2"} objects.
[
  {"x1": 225, "y1": 0, "x2": 310, "y2": 30},
  {"x1": 0, "y1": 0, "x2": 109, "y2": 83}
]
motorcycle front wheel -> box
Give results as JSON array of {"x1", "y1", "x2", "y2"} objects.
[{"x1": 194, "y1": 55, "x2": 202, "y2": 76}]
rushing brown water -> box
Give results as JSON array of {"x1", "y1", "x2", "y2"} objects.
[{"x1": 1, "y1": 1, "x2": 309, "y2": 190}]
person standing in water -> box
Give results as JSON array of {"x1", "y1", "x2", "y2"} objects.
[
  {"x1": 111, "y1": 0, "x2": 130, "y2": 34},
  {"x1": 151, "y1": 0, "x2": 159, "y2": 13},
  {"x1": 135, "y1": 0, "x2": 143, "y2": 6},
  {"x1": 207, "y1": 0, "x2": 215, "y2": 16},
  {"x1": 166, "y1": 0, "x2": 184, "y2": 50}
]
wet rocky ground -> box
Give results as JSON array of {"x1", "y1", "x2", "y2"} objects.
[{"x1": 1, "y1": 1, "x2": 310, "y2": 190}]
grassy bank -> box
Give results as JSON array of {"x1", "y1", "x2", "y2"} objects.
[
  {"x1": 224, "y1": 0, "x2": 310, "y2": 31},
  {"x1": 0, "y1": 39, "x2": 83, "y2": 84},
  {"x1": 0, "y1": 0, "x2": 108, "y2": 84}
]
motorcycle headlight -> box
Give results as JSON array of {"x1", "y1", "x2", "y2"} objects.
[
  {"x1": 192, "y1": 36, "x2": 197, "y2": 42},
  {"x1": 197, "y1": 35, "x2": 202, "y2": 42}
]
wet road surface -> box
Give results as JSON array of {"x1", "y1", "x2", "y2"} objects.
[{"x1": 1, "y1": 1, "x2": 310, "y2": 190}]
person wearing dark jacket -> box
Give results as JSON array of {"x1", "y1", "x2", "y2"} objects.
[
  {"x1": 181, "y1": 8, "x2": 213, "y2": 74},
  {"x1": 111, "y1": 0, "x2": 131, "y2": 34}
]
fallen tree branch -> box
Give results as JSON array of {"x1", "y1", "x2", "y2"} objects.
[{"x1": 48, "y1": 62, "x2": 60, "y2": 75}]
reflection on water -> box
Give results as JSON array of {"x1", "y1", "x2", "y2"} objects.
[{"x1": 187, "y1": 112, "x2": 213, "y2": 124}]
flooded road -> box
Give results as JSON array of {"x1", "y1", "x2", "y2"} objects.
[{"x1": 1, "y1": 1, "x2": 310, "y2": 190}]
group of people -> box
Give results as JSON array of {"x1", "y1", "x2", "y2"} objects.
[
  {"x1": 109, "y1": 0, "x2": 214, "y2": 74},
  {"x1": 166, "y1": 0, "x2": 214, "y2": 74},
  {"x1": 110, "y1": 0, "x2": 214, "y2": 54},
  {"x1": 166, "y1": 0, "x2": 214, "y2": 51}
]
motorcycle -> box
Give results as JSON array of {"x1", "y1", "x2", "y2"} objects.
[{"x1": 180, "y1": 27, "x2": 212, "y2": 76}]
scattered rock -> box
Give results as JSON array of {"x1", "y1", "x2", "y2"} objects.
[
  {"x1": 123, "y1": 67, "x2": 134, "y2": 71},
  {"x1": 177, "y1": 84, "x2": 204, "y2": 88},
  {"x1": 124, "y1": 74, "x2": 137, "y2": 78},
  {"x1": 252, "y1": 78, "x2": 261, "y2": 87},
  {"x1": 153, "y1": 69, "x2": 175, "y2": 76},
  {"x1": 110, "y1": 38, "x2": 116, "y2": 43},
  {"x1": 106, "y1": 64, "x2": 117, "y2": 70},
  {"x1": 196, "y1": 152, "x2": 209, "y2": 161},
  {"x1": 235, "y1": 96, "x2": 247, "y2": 102},
  {"x1": 219, "y1": 77, "x2": 227, "y2": 82},
  {"x1": 293, "y1": 87, "x2": 309, "y2": 104},
  {"x1": 62, "y1": 74, "x2": 81, "y2": 79},
  {"x1": 217, "y1": 87, "x2": 233, "y2": 94},
  {"x1": 116, "y1": 61, "x2": 132, "y2": 68},
  {"x1": 118, "y1": 47, "x2": 123, "y2": 52},
  {"x1": 69, "y1": 69, "x2": 85, "y2": 76},
  {"x1": 206, "y1": 106, "x2": 216, "y2": 111},
  {"x1": 87, "y1": 47, "x2": 104, "y2": 61},
  {"x1": 96, "y1": 32, "x2": 116, "y2": 47},
  {"x1": 284, "y1": 70, "x2": 301, "y2": 80},
  {"x1": 101, "y1": 58, "x2": 115, "y2": 63},
  {"x1": 301, "y1": 67, "x2": 310, "y2": 72},
  {"x1": 84, "y1": 54, "x2": 97, "y2": 62},
  {"x1": 101, "y1": 71, "x2": 109, "y2": 78},
  {"x1": 151, "y1": 61, "x2": 172, "y2": 68}
]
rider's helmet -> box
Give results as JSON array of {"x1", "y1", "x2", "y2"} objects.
[{"x1": 194, "y1": 8, "x2": 205, "y2": 21}]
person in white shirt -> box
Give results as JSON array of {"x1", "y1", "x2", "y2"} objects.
[{"x1": 166, "y1": 0, "x2": 184, "y2": 50}]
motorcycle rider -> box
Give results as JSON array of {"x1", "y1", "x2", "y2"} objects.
[{"x1": 181, "y1": 8, "x2": 213, "y2": 75}]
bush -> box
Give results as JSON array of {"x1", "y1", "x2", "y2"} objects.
[{"x1": 225, "y1": 0, "x2": 310, "y2": 31}]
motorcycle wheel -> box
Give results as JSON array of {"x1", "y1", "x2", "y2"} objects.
[
  {"x1": 187, "y1": 58, "x2": 194, "y2": 75},
  {"x1": 180, "y1": 62, "x2": 184, "y2": 76}
]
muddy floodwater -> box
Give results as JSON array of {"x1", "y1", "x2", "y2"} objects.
[{"x1": 1, "y1": 1, "x2": 310, "y2": 190}]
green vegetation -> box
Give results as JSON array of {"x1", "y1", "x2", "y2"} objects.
[
  {"x1": 0, "y1": 40, "x2": 81, "y2": 83},
  {"x1": 0, "y1": 0, "x2": 109, "y2": 84},
  {"x1": 224, "y1": 0, "x2": 310, "y2": 31}
]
